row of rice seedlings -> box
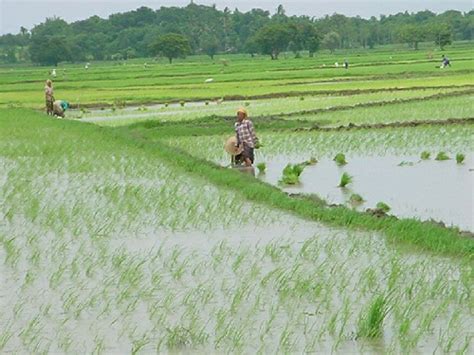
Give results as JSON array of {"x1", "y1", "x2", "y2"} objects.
[{"x1": 3, "y1": 223, "x2": 471, "y2": 353}]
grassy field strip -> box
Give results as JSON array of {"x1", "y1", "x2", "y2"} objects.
[
  {"x1": 75, "y1": 87, "x2": 469, "y2": 126},
  {"x1": 2, "y1": 75, "x2": 473, "y2": 109},
  {"x1": 0, "y1": 109, "x2": 472, "y2": 353},
  {"x1": 164, "y1": 124, "x2": 473, "y2": 166}
]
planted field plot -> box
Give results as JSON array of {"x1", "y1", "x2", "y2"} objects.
[
  {"x1": 165, "y1": 124, "x2": 473, "y2": 232},
  {"x1": 74, "y1": 87, "x2": 472, "y2": 127},
  {"x1": 1, "y1": 44, "x2": 473, "y2": 353},
  {"x1": 1, "y1": 110, "x2": 473, "y2": 354}
]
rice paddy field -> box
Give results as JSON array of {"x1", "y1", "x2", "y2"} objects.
[{"x1": 1, "y1": 42, "x2": 473, "y2": 353}]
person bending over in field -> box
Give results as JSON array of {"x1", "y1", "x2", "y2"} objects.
[
  {"x1": 235, "y1": 108, "x2": 259, "y2": 167},
  {"x1": 52, "y1": 100, "x2": 69, "y2": 118},
  {"x1": 44, "y1": 79, "x2": 54, "y2": 115}
]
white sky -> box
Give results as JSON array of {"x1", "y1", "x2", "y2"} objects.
[{"x1": 1, "y1": 0, "x2": 472, "y2": 35}]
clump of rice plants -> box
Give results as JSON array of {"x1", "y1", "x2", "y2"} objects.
[
  {"x1": 357, "y1": 294, "x2": 388, "y2": 338},
  {"x1": 205, "y1": 101, "x2": 209, "y2": 106},
  {"x1": 333, "y1": 153, "x2": 347, "y2": 166},
  {"x1": 376, "y1": 202, "x2": 391, "y2": 213},
  {"x1": 300, "y1": 96, "x2": 305, "y2": 101},
  {"x1": 338, "y1": 172, "x2": 353, "y2": 188},
  {"x1": 164, "y1": 103, "x2": 169, "y2": 107},
  {"x1": 279, "y1": 164, "x2": 305, "y2": 185},
  {"x1": 307, "y1": 157, "x2": 318, "y2": 165},
  {"x1": 244, "y1": 102, "x2": 250, "y2": 107},
  {"x1": 456, "y1": 153, "x2": 465, "y2": 164},
  {"x1": 420, "y1": 151, "x2": 430, "y2": 160},
  {"x1": 435, "y1": 152, "x2": 450, "y2": 161},
  {"x1": 349, "y1": 193, "x2": 365, "y2": 205},
  {"x1": 180, "y1": 101, "x2": 186, "y2": 107},
  {"x1": 256, "y1": 162, "x2": 266, "y2": 174}
]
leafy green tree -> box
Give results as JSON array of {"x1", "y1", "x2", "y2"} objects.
[
  {"x1": 29, "y1": 17, "x2": 72, "y2": 65},
  {"x1": 253, "y1": 23, "x2": 291, "y2": 59},
  {"x1": 151, "y1": 33, "x2": 191, "y2": 63},
  {"x1": 322, "y1": 31, "x2": 341, "y2": 53},
  {"x1": 30, "y1": 35, "x2": 71, "y2": 66},
  {"x1": 397, "y1": 24, "x2": 427, "y2": 50},
  {"x1": 201, "y1": 34, "x2": 220, "y2": 59},
  {"x1": 430, "y1": 24, "x2": 452, "y2": 50}
]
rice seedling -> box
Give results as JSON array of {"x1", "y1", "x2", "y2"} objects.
[
  {"x1": 338, "y1": 172, "x2": 353, "y2": 188},
  {"x1": 376, "y1": 202, "x2": 391, "y2": 213},
  {"x1": 456, "y1": 153, "x2": 465, "y2": 164},
  {"x1": 256, "y1": 162, "x2": 266, "y2": 173},
  {"x1": 180, "y1": 101, "x2": 186, "y2": 107},
  {"x1": 333, "y1": 153, "x2": 347, "y2": 165},
  {"x1": 356, "y1": 294, "x2": 388, "y2": 338},
  {"x1": 435, "y1": 151, "x2": 450, "y2": 161},
  {"x1": 420, "y1": 151, "x2": 430, "y2": 160},
  {"x1": 349, "y1": 193, "x2": 365, "y2": 205},
  {"x1": 279, "y1": 163, "x2": 306, "y2": 185}
]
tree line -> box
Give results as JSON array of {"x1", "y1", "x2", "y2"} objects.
[{"x1": 0, "y1": 3, "x2": 472, "y2": 65}]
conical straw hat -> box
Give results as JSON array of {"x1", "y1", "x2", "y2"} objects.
[{"x1": 224, "y1": 136, "x2": 243, "y2": 155}]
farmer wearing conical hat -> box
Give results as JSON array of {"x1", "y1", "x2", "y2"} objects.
[
  {"x1": 234, "y1": 107, "x2": 259, "y2": 167},
  {"x1": 45, "y1": 79, "x2": 54, "y2": 115}
]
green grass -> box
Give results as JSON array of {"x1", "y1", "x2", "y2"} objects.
[
  {"x1": 338, "y1": 172, "x2": 353, "y2": 188},
  {"x1": 1, "y1": 42, "x2": 474, "y2": 353}
]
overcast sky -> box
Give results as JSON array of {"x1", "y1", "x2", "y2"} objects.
[{"x1": 1, "y1": 0, "x2": 472, "y2": 35}]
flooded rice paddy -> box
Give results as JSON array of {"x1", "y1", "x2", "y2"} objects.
[
  {"x1": 1, "y1": 145, "x2": 472, "y2": 353},
  {"x1": 260, "y1": 154, "x2": 473, "y2": 231}
]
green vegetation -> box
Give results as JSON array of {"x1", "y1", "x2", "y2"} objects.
[
  {"x1": 151, "y1": 33, "x2": 191, "y2": 64},
  {"x1": 280, "y1": 163, "x2": 306, "y2": 185},
  {"x1": 1, "y1": 33, "x2": 473, "y2": 354},
  {"x1": 435, "y1": 151, "x2": 450, "y2": 160},
  {"x1": 338, "y1": 172, "x2": 353, "y2": 188},
  {"x1": 456, "y1": 153, "x2": 465, "y2": 164},
  {"x1": 333, "y1": 153, "x2": 348, "y2": 165},
  {"x1": 256, "y1": 162, "x2": 266, "y2": 173},
  {"x1": 421, "y1": 151, "x2": 431, "y2": 160},
  {"x1": 376, "y1": 202, "x2": 392, "y2": 213},
  {"x1": 349, "y1": 194, "x2": 365, "y2": 205},
  {"x1": 1, "y1": 5, "x2": 471, "y2": 65}
]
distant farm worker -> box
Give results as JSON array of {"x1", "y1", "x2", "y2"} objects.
[
  {"x1": 235, "y1": 108, "x2": 259, "y2": 167},
  {"x1": 52, "y1": 100, "x2": 69, "y2": 118},
  {"x1": 441, "y1": 55, "x2": 451, "y2": 68},
  {"x1": 344, "y1": 58, "x2": 349, "y2": 69},
  {"x1": 44, "y1": 79, "x2": 54, "y2": 115}
]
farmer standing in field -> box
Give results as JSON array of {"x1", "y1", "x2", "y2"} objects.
[
  {"x1": 235, "y1": 108, "x2": 259, "y2": 167},
  {"x1": 44, "y1": 79, "x2": 54, "y2": 115}
]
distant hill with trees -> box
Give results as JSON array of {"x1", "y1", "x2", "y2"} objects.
[{"x1": 0, "y1": 3, "x2": 472, "y2": 65}]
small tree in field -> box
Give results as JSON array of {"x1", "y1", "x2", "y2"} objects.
[
  {"x1": 201, "y1": 34, "x2": 220, "y2": 60},
  {"x1": 397, "y1": 24, "x2": 427, "y2": 50},
  {"x1": 322, "y1": 31, "x2": 341, "y2": 53},
  {"x1": 253, "y1": 23, "x2": 292, "y2": 60},
  {"x1": 431, "y1": 24, "x2": 452, "y2": 50},
  {"x1": 151, "y1": 33, "x2": 191, "y2": 63}
]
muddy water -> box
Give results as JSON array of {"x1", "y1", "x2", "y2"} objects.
[{"x1": 259, "y1": 154, "x2": 473, "y2": 231}]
